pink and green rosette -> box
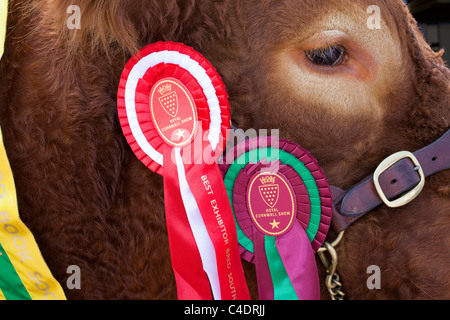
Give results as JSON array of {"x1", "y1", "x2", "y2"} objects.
[{"x1": 220, "y1": 137, "x2": 332, "y2": 300}]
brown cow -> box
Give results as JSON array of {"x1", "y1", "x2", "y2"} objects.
[{"x1": 0, "y1": 0, "x2": 448, "y2": 300}]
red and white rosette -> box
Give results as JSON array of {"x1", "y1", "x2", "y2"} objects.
[{"x1": 117, "y1": 42, "x2": 250, "y2": 300}]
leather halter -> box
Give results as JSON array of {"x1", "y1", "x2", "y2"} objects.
[
  {"x1": 229, "y1": 125, "x2": 450, "y2": 235},
  {"x1": 227, "y1": 127, "x2": 449, "y2": 300},
  {"x1": 331, "y1": 129, "x2": 450, "y2": 233}
]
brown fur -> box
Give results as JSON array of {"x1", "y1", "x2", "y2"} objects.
[{"x1": 0, "y1": 0, "x2": 449, "y2": 299}]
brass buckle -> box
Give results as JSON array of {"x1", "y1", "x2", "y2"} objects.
[{"x1": 373, "y1": 151, "x2": 425, "y2": 208}]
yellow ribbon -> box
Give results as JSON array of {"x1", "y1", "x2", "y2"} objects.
[
  {"x1": 0, "y1": 0, "x2": 6, "y2": 59},
  {"x1": 0, "y1": 0, "x2": 67, "y2": 300}
]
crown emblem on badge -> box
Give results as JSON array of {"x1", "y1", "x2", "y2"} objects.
[
  {"x1": 158, "y1": 84, "x2": 173, "y2": 96},
  {"x1": 260, "y1": 175, "x2": 276, "y2": 185},
  {"x1": 258, "y1": 174, "x2": 279, "y2": 208}
]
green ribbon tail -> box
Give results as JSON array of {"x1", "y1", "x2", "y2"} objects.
[{"x1": 264, "y1": 236, "x2": 298, "y2": 300}]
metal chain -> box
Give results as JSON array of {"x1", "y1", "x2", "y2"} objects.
[{"x1": 317, "y1": 232, "x2": 345, "y2": 300}]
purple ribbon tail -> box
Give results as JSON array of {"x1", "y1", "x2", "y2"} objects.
[
  {"x1": 276, "y1": 222, "x2": 321, "y2": 300},
  {"x1": 254, "y1": 232, "x2": 275, "y2": 300}
]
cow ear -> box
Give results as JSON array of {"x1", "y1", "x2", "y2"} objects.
[
  {"x1": 71, "y1": 0, "x2": 140, "y2": 55},
  {"x1": 41, "y1": 0, "x2": 229, "y2": 58},
  {"x1": 76, "y1": 1, "x2": 140, "y2": 55},
  {"x1": 22, "y1": 0, "x2": 140, "y2": 56},
  {"x1": 399, "y1": 2, "x2": 450, "y2": 142}
]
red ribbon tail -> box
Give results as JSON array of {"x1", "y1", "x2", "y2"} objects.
[
  {"x1": 163, "y1": 146, "x2": 213, "y2": 300},
  {"x1": 183, "y1": 142, "x2": 250, "y2": 300}
]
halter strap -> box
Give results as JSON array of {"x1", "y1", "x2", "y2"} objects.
[{"x1": 332, "y1": 129, "x2": 450, "y2": 233}]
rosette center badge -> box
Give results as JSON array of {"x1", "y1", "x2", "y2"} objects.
[
  {"x1": 150, "y1": 78, "x2": 198, "y2": 147},
  {"x1": 248, "y1": 172, "x2": 296, "y2": 237}
]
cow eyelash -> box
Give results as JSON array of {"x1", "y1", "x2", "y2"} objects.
[{"x1": 305, "y1": 45, "x2": 347, "y2": 67}]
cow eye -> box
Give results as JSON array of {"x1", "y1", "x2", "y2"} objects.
[{"x1": 305, "y1": 45, "x2": 347, "y2": 66}]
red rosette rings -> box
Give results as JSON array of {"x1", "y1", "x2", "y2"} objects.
[
  {"x1": 117, "y1": 42, "x2": 249, "y2": 301},
  {"x1": 118, "y1": 41, "x2": 230, "y2": 175}
]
